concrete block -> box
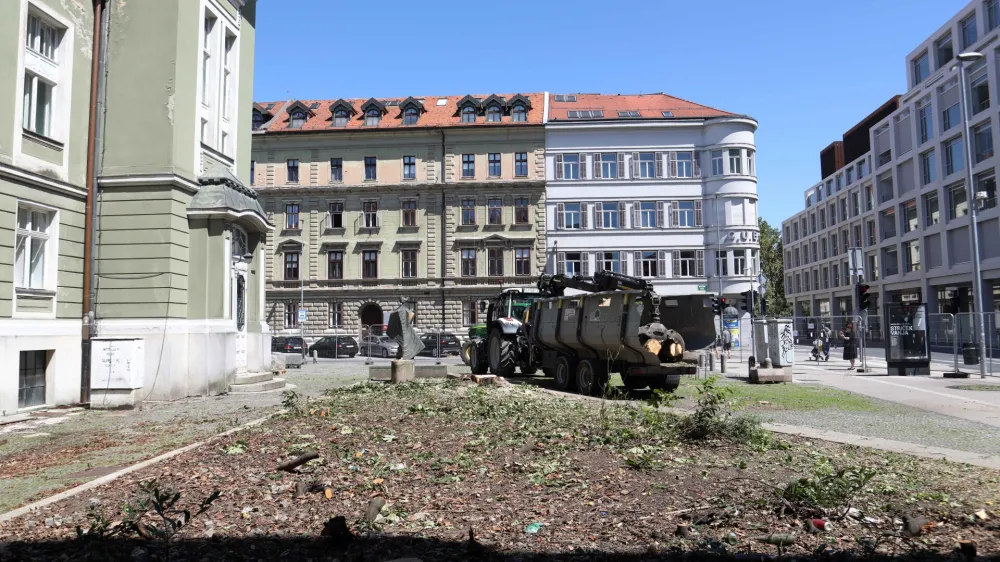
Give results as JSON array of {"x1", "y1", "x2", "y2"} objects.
[
  {"x1": 391, "y1": 360, "x2": 415, "y2": 384},
  {"x1": 270, "y1": 353, "x2": 287, "y2": 372},
  {"x1": 281, "y1": 353, "x2": 303, "y2": 369},
  {"x1": 472, "y1": 374, "x2": 496, "y2": 384},
  {"x1": 749, "y1": 367, "x2": 793, "y2": 384}
]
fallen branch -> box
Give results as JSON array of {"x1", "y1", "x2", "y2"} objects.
[
  {"x1": 663, "y1": 505, "x2": 715, "y2": 517},
  {"x1": 275, "y1": 451, "x2": 319, "y2": 472}
]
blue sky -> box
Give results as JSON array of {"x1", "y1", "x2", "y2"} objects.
[{"x1": 253, "y1": 0, "x2": 969, "y2": 226}]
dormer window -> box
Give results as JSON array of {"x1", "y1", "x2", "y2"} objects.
[
  {"x1": 334, "y1": 109, "x2": 349, "y2": 127},
  {"x1": 486, "y1": 105, "x2": 501, "y2": 122},
  {"x1": 512, "y1": 104, "x2": 527, "y2": 122},
  {"x1": 461, "y1": 106, "x2": 476, "y2": 123},
  {"x1": 252, "y1": 112, "x2": 264, "y2": 130},
  {"x1": 365, "y1": 108, "x2": 381, "y2": 126},
  {"x1": 403, "y1": 107, "x2": 419, "y2": 126},
  {"x1": 290, "y1": 109, "x2": 306, "y2": 128}
]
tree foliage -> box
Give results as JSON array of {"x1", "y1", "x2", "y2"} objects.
[{"x1": 758, "y1": 217, "x2": 792, "y2": 317}]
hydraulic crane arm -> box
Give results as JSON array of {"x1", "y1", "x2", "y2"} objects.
[{"x1": 537, "y1": 271, "x2": 654, "y2": 297}]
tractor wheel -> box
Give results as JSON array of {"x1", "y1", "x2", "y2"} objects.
[
  {"x1": 553, "y1": 356, "x2": 575, "y2": 391},
  {"x1": 488, "y1": 331, "x2": 516, "y2": 377},
  {"x1": 621, "y1": 375, "x2": 648, "y2": 391},
  {"x1": 576, "y1": 359, "x2": 608, "y2": 396},
  {"x1": 460, "y1": 340, "x2": 475, "y2": 366},
  {"x1": 470, "y1": 341, "x2": 489, "y2": 374}
]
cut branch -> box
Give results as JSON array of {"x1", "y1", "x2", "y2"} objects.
[{"x1": 275, "y1": 451, "x2": 319, "y2": 472}]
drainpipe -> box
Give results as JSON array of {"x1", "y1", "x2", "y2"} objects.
[
  {"x1": 81, "y1": 0, "x2": 108, "y2": 405},
  {"x1": 440, "y1": 130, "x2": 447, "y2": 331}
]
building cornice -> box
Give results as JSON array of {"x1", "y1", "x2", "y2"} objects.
[
  {"x1": 254, "y1": 180, "x2": 546, "y2": 196},
  {"x1": 99, "y1": 173, "x2": 201, "y2": 194},
  {"x1": 545, "y1": 116, "x2": 758, "y2": 131},
  {"x1": 0, "y1": 161, "x2": 86, "y2": 198}
]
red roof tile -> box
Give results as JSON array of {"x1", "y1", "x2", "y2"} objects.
[
  {"x1": 255, "y1": 93, "x2": 545, "y2": 133},
  {"x1": 548, "y1": 93, "x2": 733, "y2": 121}
]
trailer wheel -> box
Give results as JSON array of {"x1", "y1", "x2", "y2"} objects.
[
  {"x1": 553, "y1": 356, "x2": 575, "y2": 391},
  {"x1": 649, "y1": 374, "x2": 681, "y2": 393},
  {"x1": 470, "y1": 341, "x2": 489, "y2": 374},
  {"x1": 576, "y1": 359, "x2": 608, "y2": 396},
  {"x1": 621, "y1": 375, "x2": 648, "y2": 391},
  {"x1": 488, "y1": 331, "x2": 516, "y2": 377}
]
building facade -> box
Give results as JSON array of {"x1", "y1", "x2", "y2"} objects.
[
  {"x1": 544, "y1": 94, "x2": 760, "y2": 346},
  {"x1": 1, "y1": 0, "x2": 266, "y2": 415},
  {"x1": 782, "y1": 0, "x2": 1000, "y2": 338},
  {"x1": 251, "y1": 94, "x2": 546, "y2": 339}
]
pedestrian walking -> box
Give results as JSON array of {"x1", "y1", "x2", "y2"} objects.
[
  {"x1": 721, "y1": 329, "x2": 733, "y2": 359},
  {"x1": 840, "y1": 322, "x2": 857, "y2": 369},
  {"x1": 820, "y1": 324, "x2": 832, "y2": 361}
]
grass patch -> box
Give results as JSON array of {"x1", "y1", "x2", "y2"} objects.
[
  {"x1": 948, "y1": 384, "x2": 1000, "y2": 392},
  {"x1": 674, "y1": 377, "x2": 882, "y2": 412}
]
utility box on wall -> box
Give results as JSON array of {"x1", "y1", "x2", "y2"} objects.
[{"x1": 90, "y1": 337, "x2": 145, "y2": 409}]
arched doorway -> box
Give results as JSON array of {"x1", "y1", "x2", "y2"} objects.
[{"x1": 359, "y1": 302, "x2": 384, "y2": 335}]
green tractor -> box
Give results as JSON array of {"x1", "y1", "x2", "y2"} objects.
[{"x1": 468, "y1": 288, "x2": 540, "y2": 376}]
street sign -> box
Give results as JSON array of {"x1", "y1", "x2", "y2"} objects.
[
  {"x1": 697, "y1": 284, "x2": 707, "y2": 292},
  {"x1": 297, "y1": 308, "x2": 307, "y2": 322},
  {"x1": 756, "y1": 274, "x2": 767, "y2": 295}
]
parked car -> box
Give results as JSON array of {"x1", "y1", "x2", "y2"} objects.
[
  {"x1": 417, "y1": 332, "x2": 462, "y2": 357},
  {"x1": 358, "y1": 335, "x2": 400, "y2": 358},
  {"x1": 272, "y1": 336, "x2": 305, "y2": 355},
  {"x1": 308, "y1": 336, "x2": 358, "y2": 358}
]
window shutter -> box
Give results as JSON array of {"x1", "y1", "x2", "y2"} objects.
[
  {"x1": 555, "y1": 154, "x2": 564, "y2": 180},
  {"x1": 632, "y1": 200, "x2": 640, "y2": 228},
  {"x1": 595, "y1": 202, "x2": 604, "y2": 228},
  {"x1": 619, "y1": 251, "x2": 628, "y2": 275},
  {"x1": 668, "y1": 152, "x2": 677, "y2": 178},
  {"x1": 556, "y1": 252, "x2": 565, "y2": 274},
  {"x1": 696, "y1": 250, "x2": 705, "y2": 277},
  {"x1": 580, "y1": 202, "x2": 588, "y2": 228},
  {"x1": 556, "y1": 203, "x2": 565, "y2": 229},
  {"x1": 617, "y1": 153, "x2": 626, "y2": 178},
  {"x1": 693, "y1": 151, "x2": 702, "y2": 177},
  {"x1": 657, "y1": 201, "x2": 666, "y2": 228},
  {"x1": 695, "y1": 200, "x2": 703, "y2": 226},
  {"x1": 581, "y1": 252, "x2": 590, "y2": 276},
  {"x1": 633, "y1": 251, "x2": 641, "y2": 276},
  {"x1": 671, "y1": 203, "x2": 680, "y2": 227},
  {"x1": 579, "y1": 153, "x2": 587, "y2": 179},
  {"x1": 655, "y1": 152, "x2": 663, "y2": 178},
  {"x1": 593, "y1": 153, "x2": 600, "y2": 179},
  {"x1": 618, "y1": 201, "x2": 626, "y2": 227},
  {"x1": 632, "y1": 152, "x2": 640, "y2": 179},
  {"x1": 658, "y1": 250, "x2": 668, "y2": 278},
  {"x1": 673, "y1": 253, "x2": 681, "y2": 277}
]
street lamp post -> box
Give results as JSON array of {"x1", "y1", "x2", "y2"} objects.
[{"x1": 956, "y1": 51, "x2": 988, "y2": 379}]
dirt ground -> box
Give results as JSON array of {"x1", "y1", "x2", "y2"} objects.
[{"x1": 1, "y1": 379, "x2": 999, "y2": 562}]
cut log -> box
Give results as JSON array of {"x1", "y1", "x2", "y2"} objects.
[
  {"x1": 643, "y1": 338, "x2": 662, "y2": 356},
  {"x1": 275, "y1": 451, "x2": 319, "y2": 472}
]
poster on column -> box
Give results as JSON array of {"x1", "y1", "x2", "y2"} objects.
[{"x1": 724, "y1": 317, "x2": 740, "y2": 349}]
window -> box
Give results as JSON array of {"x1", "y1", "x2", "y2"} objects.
[
  {"x1": 716, "y1": 250, "x2": 729, "y2": 276},
  {"x1": 364, "y1": 156, "x2": 377, "y2": 180},
  {"x1": 746, "y1": 150, "x2": 755, "y2": 176},
  {"x1": 488, "y1": 197, "x2": 502, "y2": 225},
  {"x1": 363, "y1": 200, "x2": 379, "y2": 228},
  {"x1": 924, "y1": 191, "x2": 939, "y2": 226},
  {"x1": 201, "y1": 15, "x2": 214, "y2": 105},
  {"x1": 14, "y1": 205, "x2": 52, "y2": 290},
  {"x1": 286, "y1": 159, "x2": 299, "y2": 183},
  {"x1": 365, "y1": 108, "x2": 380, "y2": 126},
  {"x1": 901, "y1": 199, "x2": 918, "y2": 233},
  {"x1": 990, "y1": 0, "x2": 1000, "y2": 31},
  {"x1": 831, "y1": 233, "x2": 838, "y2": 256},
  {"x1": 284, "y1": 301, "x2": 299, "y2": 329},
  {"x1": 334, "y1": 109, "x2": 349, "y2": 127},
  {"x1": 461, "y1": 198, "x2": 476, "y2": 225},
  {"x1": 636, "y1": 251, "x2": 661, "y2": 277},
  {"x1": 711, "y1": 150, "x2": 723, "y2": 175},
  {"x1": 912, "y1": 51, "x2": 930, "y2": 85},
  {"x1": 401, "y1": 199, "x2": 417, "y2": 227},
  {"x1": 22, "y1": 73, "x2": 53, "y2": 138},
  {"x1": 401, "y1": 249, "x2": 417, "y2": 278},
  {"x1": 250, "y1": 161, "x2": 255, "y2": 185},
  {"x1": 672, "y1": 250, "x2": 703, "y2": 278},
  {"x1": 975, "y1": 121, "x2": 994, "y2": 163},
  {"x1": 566, "y1": 110, "x2": 603, "y2": 118},
  {"x1": 839, "y1": 199, "x2": 847, "y2": 222},
  {"x1": 961, "y1": 14, "x2": 978, "y2": 49},
  {"x1": 514, "y1": 152, "x2": 528, "y2": 177},
  {"x1": 851, "y1": 190, "x2": 861, "y2": 216},
  {"x1": 362, "y1": 250, "x2": 378, "y2": 278},
  {"x1": 327, "y1": 251, "x2": 343, "y2": 279},
  {"x1": 284, "y1": 252, "x2": 299, "y2": 280},
  {"x1": 328, "y1": 202, "x2": 343, "y2": 228},
  {"x1": 515, "y1": 247, "x2": 531, "y2": 276},
  {"x1": 488, "y1": 153, "x2": 501, "y2": 177},
  {"x1": 557, "y1": 154, "x2": 581, "y2": 179},
  {"x1": 26, "y1": 14, "x2": 59, "y2": 60},
  {"x1": 598, "y1": 251, "x2": 623, "y2": 273},
  {"x1": 252, "y1": 112, "x2": 264, "y2": 130},
  {"x1": 858, "y1": 158, "x2": 868, "y2": 179},
  {"x1": 488, "y1": 247, "x2": 504, "y2": 276},
  {"x1": 637, "y1": 152, "x2": 657, "y2": 178},
  {"x1": 819, "y1": 207, "x2": 826, "y2": 229},
  {"x1": 637, "y1": 201, "x2": 657, "y2": 228},
  {"x1": 949, "y1": 182, "x2": 969, "y2": 219},
  {"x1": 918, "y1": 100, "x2": 933, "y2": 144},
  {"x1": 557, "y1": 252, "x2": 585, "y2": 276},
  {"x1": 461, "y1": 106, "x2": 476, "y2": 123},
  {"x1": 821, "y1": 238, "x2": 828, "y2": 259},
  {"x1": 971, "y1": 63, "x2": 990, "y2": 114},
  {"x1": 943, "y1": 101, "x2": 960, "y2": 132},
  {"x1": 290, "y1": 110, "x2": 306, "y2": 129},
  {"x1": 733, "y1": 250, "x2": 747, "y2": 276},
  {"x1": 514, "y1": 197, "x2": 529, "y2": 224},
  {"x1": 674, "y1": 200, "x2": 700, "y2": 227},
  {"x1": 462, "y1": 154, "x2": 475, "y2": 178},
  {"x1": 512, "y1": 104, "x2": 527, "y2": 122},
  {"x1": 944, "y1": 137, "x2": 965, "y2": 176},
  {"x1": 461, "y1": 248, "x2": 477, "y2": 276},
  {"x1": 867, "y1": 220, "x2": 877, "y2": 246},
  {"x1": 598, "y1": 201, "x2": 622, "y2": 228},
  {"x1": 977, "y1": 170, "x2": 998, "y2": 210},
  {"x1": 330, "y1": 158, "x2": 343, "y2": 182},
  {"x1": 854, "y1": 225, "x2": 862, "y2": 247},
  {"x1": 329, "y1": 302, "x2": 343, "y2": 328},
  {"x1": 846, "y1": 167, "x2": 854, "y2": 186},
  {"x1": 879, "y1": 208, "x2": 897, "y2": 240},
  {"x1": 403, "y1": 107, "x2": 419, "y2": 126},
  {"x1": 671, "y1": 151, "x2": 694, "y2": 178},
  {"x1": 866, "y1": 184, "x2": 875, "y2": 211},
  {"x1": 402, "y1": 155, "x2": 416, "y2": 180},
  {"x1": 934, "y1": 34, "x2": 953, "y2": 69},
  {"x1": 920, "y1": 150, "x2": 936, "y2": 185},
  {"x1": 904, "y1": 240, "x2": 921, "y2": 272},
  {"x1": 222, "y1": 34, "x2": 234, "y2": 120},
  {"x1": 558, "y1": 202, "x2": 582, "y2": 229},
  {"x1": 463, "y1": 301, "x2": 478, "y2": 326},
  {"x1": 486, "y1": 105, "x2": 501, "y2": 122},
  {"x1": 596, "y1": 152, "x2": 619, "y2": 178},
  {"x1": 285, "y1": 203, "x2": 299, "y2": 229}
]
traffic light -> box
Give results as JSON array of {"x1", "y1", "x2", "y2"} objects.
[
  {"x1": 711, "y1": 296, "x2": 726, "y2": 316},
  {"x1": 857, "y1": 283, "x2": 871, "y2": 311},
  {"x1": 740, "y1": 290, "x2": 754, "y2": 315},
  {"x1": 760, "y1": 296, "x2": 768, "y2": 317}
]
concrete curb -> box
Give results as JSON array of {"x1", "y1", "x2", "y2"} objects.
[{"x1": 0, "y1": 410, "x2": 283, "y2": 524}]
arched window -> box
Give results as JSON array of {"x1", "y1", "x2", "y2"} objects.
[
  {"x1": 334, "y1": 109, "x2": 349, "y2": 127},
  {"x1": 290, "y1": 110, "x2": 306, "y2": 128},
  {"x1": 461, "y1": 106, "x2": 476, "y2": 123},
  {"x1": 512, "y1": 104, "x2": 527, "y2": 123},
  {"x1": 486, "y1": 105, "x2": 501, "y2": 122},
  {"x1": 403, "y1": 107, "x2": 419, "y2": 126},
  {"x1": 252, "y1": 112, "x2": 264, "y2": 130},
  {"x1": 365, "y1": 108, "x2": 381, "y2": 126},
  {"x1": 232, "y1": 226, "x2": 249, "y2": 258}
]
